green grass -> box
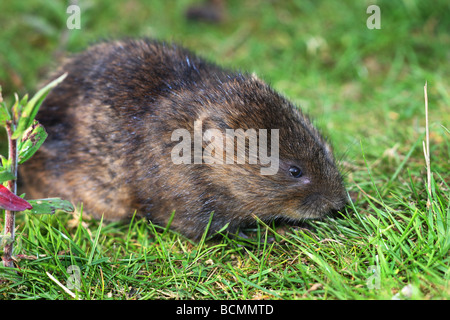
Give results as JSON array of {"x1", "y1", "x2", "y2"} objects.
[{"x1": 0, "y1": 0, "x2": 449, "y2": 300}]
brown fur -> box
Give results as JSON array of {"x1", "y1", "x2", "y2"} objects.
[{"x1": 20, "y1": 39, "x2": 347, "y2": 240}]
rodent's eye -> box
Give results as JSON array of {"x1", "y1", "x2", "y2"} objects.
[{"x1": 289, "y1": 166, "x2": 302, "y2": 178}]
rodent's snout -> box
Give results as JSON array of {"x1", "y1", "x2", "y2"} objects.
[{"x1": 300, "y1": 190, "x2": 347, "y2": 218}]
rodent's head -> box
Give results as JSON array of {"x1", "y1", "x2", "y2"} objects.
[{"x1": 187, "y1": 76, "x2": 347, "y2": 222}]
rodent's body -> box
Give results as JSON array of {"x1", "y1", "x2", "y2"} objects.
[{"x1": 20, "y1": 39, "x2": 347, "y2": 240}]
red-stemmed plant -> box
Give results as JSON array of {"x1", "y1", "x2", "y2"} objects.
[{"x1": 0, "y1": 73, "x2": 74, "y2": 268}]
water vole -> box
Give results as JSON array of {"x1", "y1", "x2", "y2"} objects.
[{"x1": 20, "y1": 39, "x2": 347, "y2": 240}]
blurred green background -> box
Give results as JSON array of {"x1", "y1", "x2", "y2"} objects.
[{"x1": 0, "y1": 0, "x2": 449, "y2": 176}]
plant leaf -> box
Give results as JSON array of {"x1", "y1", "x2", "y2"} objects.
[
  {"x1": 0, "y1": 155, "x2": 11, "y2": 169},
  {"x1": 11, "y1": 93, "x2": 21, "y2": 124},
  {"x1": 22, "y1": 198, "x2": 74, "y2": 215},
  {"x1": 0, "y1": 102, "x2": 11, "y2": 126},
  {"x1": 0, "y1": 170, "x2": 16, "y2": 183},
  {"x1": 18, "y1": 120, "x2": 48, "y2": 164},
  {"x1": 0, "y1": 185, "x2": 33, "y2": 211},
  {"x1": 12, "y1": 73, "x2": 67, "y2": 140},
  {"x1": 0, "y1": 233, "x2": 14, "y2": 247}
]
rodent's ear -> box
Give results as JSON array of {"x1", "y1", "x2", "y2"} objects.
[
  {"x1": 250, "y1": 72, "x2": 261, "y2": 81},
  {"x1": 322, "y1": 140, "x2": 334, "y2": 160}
]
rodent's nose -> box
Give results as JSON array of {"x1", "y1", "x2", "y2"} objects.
[{"x1": 303, "y1": 192, "x2": 346, "y2": 214}]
